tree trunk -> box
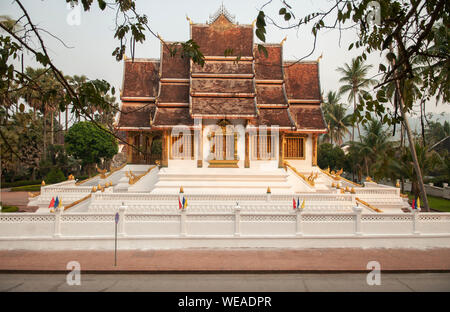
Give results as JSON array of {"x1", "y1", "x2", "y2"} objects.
[
  {"x1": 395, "y1": 79, "x2": 430, "y2": 212},
  {"x1": 43, "y1": 109, "x2": 47, "y2": 159},
  {"x1": 65, "y1": 104, "x2": 68, "y2": 132},
  {"x1": 51, "y1": 111, "x2": 54, "y2": 145}
]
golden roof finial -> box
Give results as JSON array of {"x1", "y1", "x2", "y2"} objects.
[
  {"x1": 280, "y1": 36, "x2": 287, "y2": 46},
  {"x1": 186, "y1": 15, "x2": 193, "y2": 25},
  {"x1": 317, "y1": 53, "x2": 323, "y2": 63},
  {"x1": 251, "y1": 19, "x2": 256, "y2": 27},
  {"x1": 123, "y1": 53, "x2": 127, "y2": 61}
]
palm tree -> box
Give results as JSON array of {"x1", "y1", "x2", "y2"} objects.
[
  {"x1": 336, "y1": 58, "x2": 377, "y2": 142},
  {"x1": 349, "y1": 119, "x2": 391, "y2": 177},
  {"x1": 322, "y1": 91, "x2": 352, "y2": 146}
]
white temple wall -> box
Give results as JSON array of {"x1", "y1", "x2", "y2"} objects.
[{"x1": 286, "y1": 134, "x2": 314, "y2": 172}]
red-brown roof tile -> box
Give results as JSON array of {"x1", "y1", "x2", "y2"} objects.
[
  {"x1": 256, "y1": 84, "x2": 287, "y2": 105},
  {"x1": 191, "y1": 97, "x2": 256, "y2": 117},
  {"x1": 158, "y1": 83, "x2": 190, "y2": 103},
  {"x1": 284, "y1": 62, "x2": 321, "y2": 100},
  {"x1": 191, "y1": 17, "x2": 253, "y2": 56},
  {"x1": 254, "y1": 45, "x2": 283, "y2": 80},
  {"x1": 117, "y1": 102, "x2": 155, "y2": 128},
  {"x1": 289, "y1": 105, "x2": 326, "y2": 130},
  {"x1": 122, "y1": 60, "x2": 159, "y2": 98},
  {"x1": 191, "y1": 78, "x2": 254, "y2": 94},
  {"x1": 256, "y1": 108, "x2": 294, "y2": 128},
  {"x1": 192, "y1": 60, "x2": 253, "y2": 75},
  {"x1": 161, "y1": 44, "x2": 190, "y2": 79},
  {"x1": 152, "y1": 107, "x2": 194, "y2": 127}
]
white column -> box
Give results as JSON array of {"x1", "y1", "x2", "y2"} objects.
[
  {"x1": 412, "y1": 208, "x2": 421, "y2": 235},
  {"x1": 54, "y1": 208, "x2": 62, "y2": 238},
  {"x1": 234, "y1": 203, "x2": 241, "y2": 237},
  {"x1": 118, "y1": 204, "x2": 127, "y2": 237},
  {"x1": 180, "y1": 208, "x2": 187, "y2": 237},
  {"x1": 352, "y1": 205, "x2": 362, "y2": 236},
  {"x1": 295, "y1": 208, "x2": 303, "y2": 236}
]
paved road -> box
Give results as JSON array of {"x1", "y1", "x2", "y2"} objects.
[{"x1": 1, "y1": 273, "x2": 449, "y2": 292}]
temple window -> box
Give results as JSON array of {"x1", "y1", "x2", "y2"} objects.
[
  {"x1": 251, "y1": 132, "x2": 276, "y2": 160},
  {"x1": 284, "y1": 136, "x2": 306, "y2": 159},
  {"x1": 170, "y1": 132, "x2": 194, "y2": 159}
]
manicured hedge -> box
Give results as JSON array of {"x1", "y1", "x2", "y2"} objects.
[{"x1": 1, "y1": 180, "x2": 41, "y2": 189}]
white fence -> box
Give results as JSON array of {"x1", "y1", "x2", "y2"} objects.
[{"x1": 0, "y1": 207, "x2": 449, "y2": 249}]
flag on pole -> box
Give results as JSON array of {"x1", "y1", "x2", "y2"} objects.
[
  {"x1": 58, "y1": 197, "x2": 62, "y2": 209},
  {"x1": 301, "y1": 199, "x2": 305, "y2": 210},
  {"x1": 54, "y1": 196, "x2": 59, "y2": 209},
  {"x1": 184, "y1": 197, "x2": 188, "y2": 209},
  {"x1": 417, "y1": 197, "x2": 421, "y2": 210},
  {"x1": 48, "y1": 197, "x2": 55, "y2": 208},
  {"x1": 292, "y1": 198, "x2": 297, "y2": 210},
  {"x1": 411, "y1": 198, "x2": 415, "y2": 210},
  {"x1": 178, "y1": 196, "x2": 182, "y2": 210},
  {"x1": 182, "y1": 196, "x2": 186, "y2": 209},
  {"x1": 297, "y1": 198, "x2": 300, "y2": 210}
]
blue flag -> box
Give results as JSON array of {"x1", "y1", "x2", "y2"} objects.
[
  {"x1": 297, "y1": 197, "x2": 300, "y2": 210},
  {"x1": 182, "y1": 196, "x2": 185, "y2": 208},
  {"x1": 54, "y1": 196, "x2": 59, "y2": 209}
]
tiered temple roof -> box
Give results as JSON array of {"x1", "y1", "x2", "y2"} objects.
[{"x1": 117, "y1": 11, "x2": 326, "y2": 132}]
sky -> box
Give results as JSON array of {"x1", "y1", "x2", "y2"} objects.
[{"x1": 1, "y1": 0, "x2": 449, "y2": 129}]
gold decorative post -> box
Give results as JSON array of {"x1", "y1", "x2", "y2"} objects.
[
  {"x1": 312, "y1": 134, "x2": 318, "y2": 166},
  {"x1": 278, "y1": 132, "x2": 285, "y2": 168},
  {"x1": 162, "y1": 130, "x2": 169, "y2": 167},
  {"x1": 197, "y1": 126, "x2": 203, "y2": 168},
  {"x1": 126, "y1": 132, "x2": 133, "y2": 163},
  {"x1": 245, "y1": 132, "x2": 250, "y2": 168}
]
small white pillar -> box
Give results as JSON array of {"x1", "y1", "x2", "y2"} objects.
[
  {"x1": 118, "y1": 204, "x2": 127, "y2": 237},
  {"x1": 412, "y1": 208, "x2": 421, "y2": 235},
  {"x1": 234, "y1": 202, "x2": 241, "y2": 237},
  {"x1": 180, "y1": 207, "x2": 187, "y2": 237},
  {"x1": 295, "y1": 208, "x2": 303, "y2": 236},
  {"x1": 352, "y1": 205, "x2": 362, "y2": 236},
  {"x1": 53, "y1": 207, "x2": 62, "y2": 238}
]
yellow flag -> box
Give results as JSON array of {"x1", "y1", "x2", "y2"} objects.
[
  {"x1": 417, "y1": 197, "x2": 420, "y2": 209},
  {"x1": 301, "y1": 199, "x2": 305, "y2": 209},
  {"x1": 184, "y1": 197, "x2": 188, "y2": 209},
  {"x1": 58, "y1": 198, "x2": 62, "y2": 208}
]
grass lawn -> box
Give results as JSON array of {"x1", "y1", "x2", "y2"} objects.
[
  {"x1": 1, "y1": 205, "x2": 19, "y2": 212},
  {"x1": 10, "y1": 185, "x2": 41, "y2": 192},
  {"x1": 406, "y1": 192, "x2": 450, "y2": 212}
]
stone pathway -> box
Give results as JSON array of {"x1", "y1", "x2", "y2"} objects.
[
  {"x1": 0, "y1": 248, "x2": 449, "y2": 272},
  {"x1": 0, "y1": 191, "x2": 38, "y2": 212}
]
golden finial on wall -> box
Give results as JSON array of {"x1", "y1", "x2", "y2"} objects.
[
  {"x1": 331, "y1": 182, "x2": 336, "y2": 188},
  {"x1": 267, "y1": 186, "x2": 271, "y2": 194},
  {"x1": 180, "y1": 186, "x2": 184, "y2": 194},
  {"x1": 395, "y1": 180, "x2": 400, "y2": 188},
  {"x1": 92, "y1": 186, "x2": 97, "y2": 192},
  {"x1": 350, "y1": 187, "x2": 356, "y2": 194},
  {"x1": 316, "y1": 53, "x2": 323, "y2": 63}
]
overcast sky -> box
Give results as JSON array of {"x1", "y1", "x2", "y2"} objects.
[{"x1": 2, "y1": 0, "x2": 448, "y2": 125}]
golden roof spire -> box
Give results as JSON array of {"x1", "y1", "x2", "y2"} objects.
[{"x1": 280, "y1": 36, "x2": 287, "y2": 46}]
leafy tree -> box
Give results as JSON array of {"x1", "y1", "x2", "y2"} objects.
[
  {"x1": 64, "y1": 121, "x2": 118, "y2": 175},
  {"x1": 45, "y1": 168, "x2": 66, "y2": 184},
  {"x1": 318, "y1": 143, "x2": 346, "y2": 171}
]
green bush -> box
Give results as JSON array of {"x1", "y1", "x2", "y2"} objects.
[
  {"x1": 45, "y1": 168, "x2": 66, "y2": 184},
  {"x1": 1, "y1": 205, "x2": 19, "y2": 212},
  {"x1": 10, "y1": 185, "x2": 41, "y2": 192},
  {"x1": 1, "y1": 180, "x2": 41, "y2": 189}
]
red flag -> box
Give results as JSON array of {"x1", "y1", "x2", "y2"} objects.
[
  {"x1": 178, "y1": 196, "x2": 182, "y2": 210},
  {"x1": 293, "y1": 198, "x2": 297, "y2": 210},
  {"x1": 411, "y1": 199, "x2": 415, "y2": 210},
  {"x1": 48, "y1": 197, "x2": 55, "y2": 208}
]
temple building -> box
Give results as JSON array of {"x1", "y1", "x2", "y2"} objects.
[{"x1": 116, "y1": 7, "x2": 327, "y2": 171}]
